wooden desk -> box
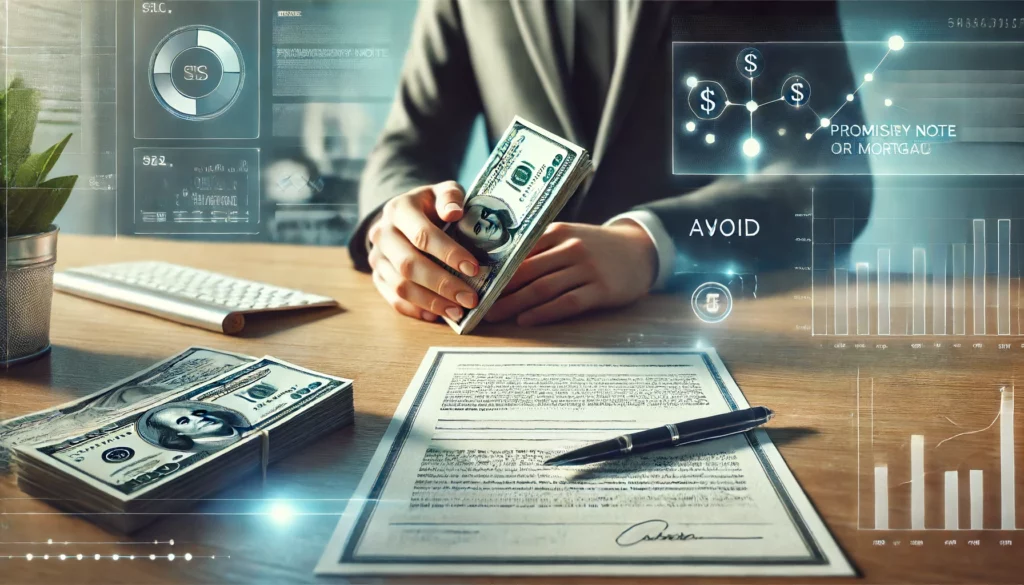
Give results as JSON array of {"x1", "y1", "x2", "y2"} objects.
[{"x1": 2, "y1": 235, "x2": 1021, "y2": 584}]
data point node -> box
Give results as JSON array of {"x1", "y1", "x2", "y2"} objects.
[
  {"x1": 705, "y1": 133, "x2": 716, "y2": 144},
  {"x1": 742, "y1": 137, "x2": 761, "y2": 158},
  {"x1": 745, "y1": 100, "x2": 758, "y2": 113},
  {"x1": 888, "y1": 35, "x2": 905, "y2": 51},
  {"x1": 820, "y1": 117, "x2": 831, "y2": 128},
  {"x1": 685, "y1": 121, "x2": 696, "y2": 133}
]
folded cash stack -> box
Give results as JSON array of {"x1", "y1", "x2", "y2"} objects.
[
  {"x1": 441, "y1": 117, "x2": 593, "y2": 334},
  {"x1": 1, "y1": 348, "x2": 353, "y2": 533}
]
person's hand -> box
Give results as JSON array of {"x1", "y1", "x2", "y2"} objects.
[
  {"x1": 484, "y1": 222, "x2": 657, "y2": 326},
  {"x1": 367, "y1": 181, "x2": 480, "y2": 322}
]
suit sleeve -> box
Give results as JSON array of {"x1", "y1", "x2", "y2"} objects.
[
  {"x1": 348, "y1": 0, "x2": 483, "y2": 272},
  {"x1": 638, "y1": 42, "x2": 872, "y2": 288}
]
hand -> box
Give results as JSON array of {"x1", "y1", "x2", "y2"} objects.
[
  {"x1": 484, "y1": 222, "x2": 657, "y2": 326},
  {"x1": 367, "y1": 181, "x2": 480, "y2": 322}
]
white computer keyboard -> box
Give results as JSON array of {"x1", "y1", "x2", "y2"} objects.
[{"x1": 53, "y1": 261, "x2": 337, "y2": 334}]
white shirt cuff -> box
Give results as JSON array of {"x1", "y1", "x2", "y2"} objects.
[{"x1": 604, "y1": 210, "x2": 676, "y2": 291}]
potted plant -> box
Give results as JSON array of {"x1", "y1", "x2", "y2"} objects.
[{"x1": 1, "y1": 76, "x2": 78, "y2": 366}]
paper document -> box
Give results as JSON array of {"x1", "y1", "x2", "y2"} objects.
[{"x1": 317, "y1": 348, "x2": 851, "y2": 576}]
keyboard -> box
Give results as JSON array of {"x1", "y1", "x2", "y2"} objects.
[{"x1": 53, "y1": 261, "x2": 337, "y2": 334}]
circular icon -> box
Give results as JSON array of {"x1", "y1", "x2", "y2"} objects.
[
  {"x1": 688, "y1": 81, "x2": 728, "y2": 121},
  {"x1": 781, "y1": 75, "x2": 811, "y2": 107},
  {"x1": 691, "y1": 282, "x2": 733, "y2": 324},
  {"x1": 101, "y1": 447, "x2": 135, "y2": 464},
  {"x1": 736, "y1": 47, "x2": 763, "y2": 79},
  {"x1": 150, "y1": 25, "x2": 245, "y2": 121}
]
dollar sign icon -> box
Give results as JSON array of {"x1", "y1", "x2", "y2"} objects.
[
  {"x1": 782, "y1": 75, "x2": 811, "y2": 107},
  {"x1": 790, "y1": 82, "x2": 804, "y2": 103},
  {"x1": 701, "y1": 87, "x2": 716, "y2": 115},
  {"x1": 689, "y1": 81, "x2": 727, "y2": 120},
  {"x1": 744, "y1": 53, "x2": 758, "y2": 74},
  {"x1": 736, "y1": 47, "x2": 763, "y2": 79}
]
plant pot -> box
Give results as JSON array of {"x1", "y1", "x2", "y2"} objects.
[{"x1": 1, "y1": 225, "x2": 58, "y2": 366}]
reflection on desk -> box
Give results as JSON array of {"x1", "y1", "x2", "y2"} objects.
[{"x1": 1, "y1": 234, "x2": 1021, "y2": 584}]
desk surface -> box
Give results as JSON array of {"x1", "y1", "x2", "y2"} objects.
[{"x1": 1, "y1": 235, "x2": 1020, "y2": 584}]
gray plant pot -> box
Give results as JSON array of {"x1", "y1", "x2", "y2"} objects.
[{"x1": 1, "y1": 225, "x2": 58, "y2": 366}]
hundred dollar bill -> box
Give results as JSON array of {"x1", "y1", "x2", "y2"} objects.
[
  {"x1": 0, "y1": 347, "x2": 252, "y2": 460},
  {"x1": 15, "y1": 357, "x2": 353, "y2": 500},
  {"x1": 440, "y1": 117, "x2": 592, "y2": 334}
]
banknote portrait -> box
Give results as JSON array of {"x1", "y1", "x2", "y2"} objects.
[
  {"x1": 452, "y1": 194, "x2": 520, "y2": 265},
  {"x1": 137, "y1": 401, "x2": 252, "y2": 452}
]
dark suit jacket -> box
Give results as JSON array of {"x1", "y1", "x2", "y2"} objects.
[{"x1": 350, "y1": 0, "x2": 872, "y2": 286}]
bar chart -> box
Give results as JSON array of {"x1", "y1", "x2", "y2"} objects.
[
  {"x1": 810, "y1": 187, "x2": 1024, "y2": 337},
  {"x1": 857, "y1": 368, "x2": 1021, "y2": 531}
]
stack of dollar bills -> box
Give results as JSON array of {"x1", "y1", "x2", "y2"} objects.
[
  {"x1": 441, "y1": 116, "x2": 593, "y2": 334},
  {"x1": 0, "y1": 347, "x2": 353, "y2": 533}
]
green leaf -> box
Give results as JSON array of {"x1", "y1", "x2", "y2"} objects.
[
  {"x1": 3, "y1": 174, "x2": 76, "y2": 235},
  {"x1": 2, "y1": 186, "x2": 45, "y2": 234},
  {"x1": 1, "y1": 78, "x2": 41, "y2": 186},
  {"x1": 13, "y1": 133, "x2": 72, "y2": 188}
]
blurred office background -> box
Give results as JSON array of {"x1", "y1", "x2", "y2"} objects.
[
  {"x1": 4, "y1": 0, "x2": 1023, "y2": 273},
  {"x1": 1, "y1": 0, "x2": 487, "y2": 245}
]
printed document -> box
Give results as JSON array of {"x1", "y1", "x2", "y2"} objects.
[{"x1": 317, "y1": 348, "x2": 851, "y2": 576}]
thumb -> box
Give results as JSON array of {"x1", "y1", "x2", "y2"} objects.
[{"x1": 431, "y1": 180, "x2": 465, "y2": 223}]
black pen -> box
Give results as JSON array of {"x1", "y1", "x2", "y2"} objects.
[{"x1": 543, "y1": 406, "x2": 775, "y2": 466}]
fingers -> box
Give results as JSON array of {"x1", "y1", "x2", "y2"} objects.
[
  {"x1": 385, "y1": 192, "x2": 478, "y2": 278},
  {"x1": 485, "y1": 265, "x2": 590, "y2": 323},
  {"x1": 431, "y1": 180, "x2": 465, "y2": 223},
  {"x1": 372, "y1": 270, "x2": 437, "y2": 322},
  {"x1": 373, "y1": 227, "x2": 478, "y2": 309},
  {"x1": 372, "y1": 251, "x2": 468, "y2": 322},
  {"x1": 525, "y1": 222, "x2": 574, "y2": 259},
  {"x1": 504, "y1": 236, "x2": 582, "y2": 294},
  {"x1": 516, "y1": 283, "x2": 603, "y2": 327}
]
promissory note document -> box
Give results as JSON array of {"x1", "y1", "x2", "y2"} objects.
[{"x1": 317, "y1": 348, "x2": 852, "y2": 577}]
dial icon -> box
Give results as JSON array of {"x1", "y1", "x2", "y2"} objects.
[{"x1": 150, "y1": 25, "x2": 244, "y2": 121}]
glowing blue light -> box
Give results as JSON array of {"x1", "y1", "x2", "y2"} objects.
[
  {"x1": 742, "y1": 138, "x2": 761, "y2": 158},
  {"x1": 269, "y1": 501, "x2": 295, "y2": 525}
]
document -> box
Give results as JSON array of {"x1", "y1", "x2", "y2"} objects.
[{"x1": 317, "y1": 348, "x2": 852, "y2": 577}]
